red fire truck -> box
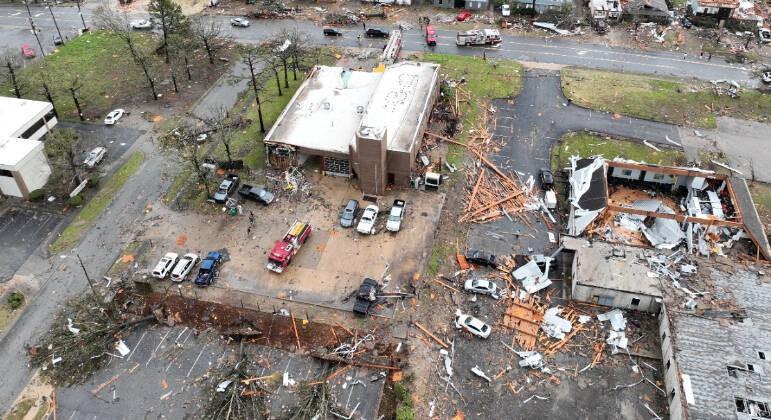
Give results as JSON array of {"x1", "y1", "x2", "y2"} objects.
[
  {"x1": 425, "y1": 25, "x2": 437, "y2": 46},
  {"x1": 266, "y1": 222, "x2": 312, "y2": 273}
]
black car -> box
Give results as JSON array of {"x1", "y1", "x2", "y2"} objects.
[
  {"x1": 53, "y1": 35, "x2": 63, "y2": 46},
  {"x1": 238, "y1": 184, "x2": 274, "y2": 205},
  {"x1": 365, "y1": 28, "x2": 390, "y2": 38},
  {"x1": 465, "y1": 250, "x2": 497, "y2": 268},
  {"x1": 323, "y1": 28, "x2": 343, "y2": 36},
  {"x1": 353, "y1": 278, "x2": 379, "y2": 316},
  {"x1": 539, "y1": 168, "x2": 554, "y2": 191}
]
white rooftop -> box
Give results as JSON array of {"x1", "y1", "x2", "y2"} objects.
[
  {"x1": 0, "y1": 137, "x2": 43, "y2": 168},
  {"x1": 265, "y1": 66, "x2": 382, "y2": 155},
  {"x1": 0, "y1": 97, "x2": 53, "y2": 138}
]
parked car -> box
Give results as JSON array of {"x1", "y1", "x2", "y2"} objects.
[
  {"x1": 83, "y1": 146, "x2": 107, "y2": 168},
  {"x1": 340, "y1": 199, "x2": 359, "y2": 228},
  {"x1": 53, "y1": 35, "x2": 63, "y2": 46},
  {"x1": 356, "y1": 204, "x2": 379, "y2": 234},
  {"x1": 152, "y1": 252, "x2": 179, "y2": 279},
  {"x1": 21, "y1": 43, "x2": 35, "y2": 58},
  {"x1": 323, "y1": 28, "x2": 343, "y2": 36},
  {"x1": 238, "y1": 184, "x2": 274, "y2": 205},
  {"x1": 760, "y1": 28, "x2": 771, "y2": 44},
  {"x1": 131, "y1": 19, "x2": 153, "y2": 29},
  {"x1": 501, "y1": 4, "x2": 511, "y2": 16},
  {"x1": 762, "y1": 69, "x2": 771, "y2": 85},
  {"x1": 230, "y1": 17, "x2": 250, "y2": 27},
  {"x1": 455, "y1": 310, "x2": 491, "y2": 338},
  {"x1": 464, "y1": 250, "x2": 497, "y2": 268},
  {"x1": 539, "y1": 168, "x2": 554, "y2": 190},
  {"x1": 195, "y1": 251, "x2": 223, "y2": 286},
  {"x1": 196, "y1": 133, "x2": 208, "y2": 143},
  {"x1": 464, "y1": 279, "x2": 501, "y2": 299},
  {"x1": 365, "y1": 28, "x2": 389, "y2": 38},
  {"x1": 104, "y1": 109, "x2": 125, "y2": 125},
  {"x1": 353, "y1": 278, "x2": 379, "y2": 316},
  {"x1": 457, "y1": 10, "x2": 472, "y2": 21},
  {"x1": 386, "y1": 199, "x2": 406, "y2": 232},
  {"x1": 213, "y1": 174, "x2": 239, "y2": 203},
  {"x1": 171, "y1": 253, "x2": 199, "y2": 282}
]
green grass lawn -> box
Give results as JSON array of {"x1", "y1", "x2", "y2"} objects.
[
  {"x1": 551, "y1": 132, "x2": 686, "y2": 171},
  {"x1": 561, "y1": 68, "x2": 771, "y2": 128},
  {"x1": 6, "y1": 31, "x2": 162, "y2": 120},
  {"x1": 50, "y1": 151, "x2": 145, "y2": 254},
  {"x1": 750, "y1": 182, "x2": 771, "y2": 228}
]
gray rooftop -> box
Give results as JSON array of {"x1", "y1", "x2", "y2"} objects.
[{"x1": 668, "y1": 268, "x2": 771, "y2": 419}]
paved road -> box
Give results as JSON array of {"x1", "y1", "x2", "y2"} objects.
[{"x1": 0, "y1": 4, "x2": 756, "y2": 84}]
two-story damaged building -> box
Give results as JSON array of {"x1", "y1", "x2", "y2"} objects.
[{"x1": 263, "y1": 62, "x2": 440, "y2": 195}]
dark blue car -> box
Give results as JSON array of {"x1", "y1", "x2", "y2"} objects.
[{"x1": 195, "y1": 251, "x2": 223, "y2": 286}]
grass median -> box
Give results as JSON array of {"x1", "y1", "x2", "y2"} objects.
[
  {"x1": 50, "y1": 151, "x2": 145, "y2": 255},
  {"x1": 550, "y1": 132, "x2": 686, "y2": 171},
  {"x1": 561, "y1": 68, "x2": 771, "y2": 129}
]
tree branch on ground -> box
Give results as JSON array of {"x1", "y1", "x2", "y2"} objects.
[
  {"x1": 193, "y1": 106, "x2": 245, "y2": 166},
  {"x1": 204, "y1": 340, "x2": 269, "y2": 420},
  {"x1": 158, "y1": 122, "x2": 213, "y2": 196},
  {"x1": 283, "y1": 380, "x2": 350, "y2": 420}
]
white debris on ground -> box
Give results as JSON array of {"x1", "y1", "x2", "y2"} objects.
[
  {"x1": 512, "y1": 257, "x2": 553, "y2": 294},
  {"x1": 541, "y1": 307, "x2": 572, "y2": 340},
  {"x1": 598, "y1": 309, "x2": 628, "y2": 353}
]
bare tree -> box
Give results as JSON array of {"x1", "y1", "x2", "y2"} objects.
[
  {"x1": 94, "y1": 6, "x2": 159, "y2": 100},
  {"x1": 0, "y1": 49, "x2": 24, "y2": 98},
  {"x1": 241, "y1": 45, "x2": 268, "y2": 133},
  {"x1": 148, "y1": 0, "x2": 188, "y2": 63},
  {"x1": 44, "y1": 128, "x2": 81, "y2": 186},
  {"x1": 190, "y1": 17, "x2": 228, "y2": 65},
  {"x1": 158, "y1": 123, "x2": 212, "y2": 197},
  {"x1": 193, "y1": 106, "x2": 245, "y2": 167},
  {"x1": 286, "y1": 30, "x2": 314, "y2": 82},
  {"x1": 68, "y1": 75, "x2": 85, "y2": 121},
  {"x1": 34, "y1": 62, "x2": 58, "y2": 118},
  {"x1": 256, "y1": 44, "x2": 283, "y2": 97}
]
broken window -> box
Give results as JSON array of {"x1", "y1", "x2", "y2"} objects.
[
  {"x1": 596, "y1": 296, "x2": 614, "y2": 306},
  {"x1": 759, "y1": 351, "x2": 767, "y2": 360},
  {"x1": 661, "y1": 332, "x2": 667, "y2": 341},
  {"x1": 631, "y1": 298, "x2": 641, "y2": 306},
  {"x1": 735, "y1": 397, "x2": 771, "y2": 418},
  {"x1": 622, "y1": 169, "x2": 633, "y2": 176},
  {"x1": 666, "y1": 359, "x2": 671, "y2": 370}
]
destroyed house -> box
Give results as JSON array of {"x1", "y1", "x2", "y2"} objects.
[
  {"x1": 590, "y1": 0, "x2": 622, "y2": 20},
  {"x1": 566, "y1": 156, "x2": 771, "y2": 261},
  {"x1": 622, "y1": 0, "x2": 670, "y2": 20},
  {"x1": 689, "y1": 0, "x2": 739, "y2": 19},
  {"x1": 263, "y1": 62, "x2": 440, "y2": 196}
]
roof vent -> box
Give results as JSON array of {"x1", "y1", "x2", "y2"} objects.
[{"x1": 356, "y1": 106, "x2": 364, "y2": 114}]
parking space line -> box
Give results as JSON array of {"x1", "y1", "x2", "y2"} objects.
[
  {"x1": 145, "y1": 328, "x2": 172, "y2": 366},
  {"x1": 186, "y1": 344, "x2": 207, "y2": 378},
  {"x1": 126, "y1": 330, "x2": 147, "y2": 362}
]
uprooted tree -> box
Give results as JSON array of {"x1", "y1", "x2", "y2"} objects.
[
  {"x1": 204, "y1": 340, "x2": 270, "y2": 420},
  {"x1": 28, "y1": 293, "x2": 154, "y2": 386}
]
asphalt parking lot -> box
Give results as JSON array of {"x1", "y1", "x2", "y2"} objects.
[
  {"x1": 59, "y1": 121, "x2": 144, "y2": 171},
  {"x1": 0, "y1": 206, "x2": 62, "y2": 282}
]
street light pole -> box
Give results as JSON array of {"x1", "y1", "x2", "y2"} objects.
[
  {"x1": 23, "y1": 1, "x2": 46, "y2": 57},
  {"x1": 75, "y1": 0, "x2": 89, "y2": 32},
  {"x1": 48, "y1": 6, "x2": 64, "y2": 45}
]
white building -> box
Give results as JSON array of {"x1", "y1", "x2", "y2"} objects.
[
  {"x1": 0, "y1": 97, "x2": 57, "y2": 198},
  {"x1": 589, "y1": 0, "x2": 622, "y2": 20},
  {"x1": 0, "y1": 137, "x2": 52, "y2": 198},
  {"x1": 0, "y1": 97, "x2": 57, "y2": 141}
]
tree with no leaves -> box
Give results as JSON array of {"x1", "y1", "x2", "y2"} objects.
[
  {"x1": 158, "y1": 123, "x2": 212, "y2": 197},
  {"x1": 190, "y1": 16, "x2": 229, "y2": 65},
  {"x1": 241, "y1": 45, "x2": 268, "y2": 133},
  {"x1": 255, "y1": 43, "x2": 283, "y2": 97},
  {"x1": 94, "y1": 6, "x2": 159, "y2": 101},
  {"x1": 44, "y1": 128, "x2": 81, "y2": 187},
  {"x1": 0, "y1": 49, "x2": 24, "y2": 98},
  {"x1": 148, "y1": 0, "x2": 188, "y2": 64}
]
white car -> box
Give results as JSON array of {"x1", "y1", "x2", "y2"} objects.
[
  {"x1": 356, "y1": 204, "x2": 379, "y2": 235},
  {"x1": 83, "y1": 147, "x2": 106, "y2": 168},
  {"x1": 386, "y1": 199, "x2": 406, "y2": 232},
  {"x1": 455, "y1": 310, "x2": 491, "y2": 338},
  {"x1": 464, "y1": 279, "x2": 501, "y2": 299},
  {"x1": 171, "y1": 253, "x2": 199, "y2": 282},
  {"x1": 230, "y1": 17, "x2": 250, "y2": 27},
  {"x1": 130, "y1": 19, "x2": 153, "y2": 30},
  {"x1": 152, "y1": 252, "x2": 179, "y2": 279},
  {"x1": 501, "y1": 4, "x2": 511, "y2": 16},
  {"x1": 104, "y1": 109, "x2": 125, "y2": 125}
]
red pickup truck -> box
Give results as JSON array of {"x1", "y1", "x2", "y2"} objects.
[{"x1": 266, "y1": 222, "x2": 312, "y2": 273}]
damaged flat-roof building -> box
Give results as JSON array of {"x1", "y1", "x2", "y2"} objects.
[{"x1": 262, "y1": 62, "x2": 440, "y2": 195}]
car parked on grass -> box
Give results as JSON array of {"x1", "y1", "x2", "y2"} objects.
[
  {"x1": 21, "y1": 43, "x2": 35, "y2": 58},
  {"x1": 171, "y1": 253, "x2": 199, "y2": 282},
  {"x1": 457, "y1": 10, "x2": 472, "y2": 21},
  {"x1": 131, "y1": 19, "x2": 153, "y2": 29},
  {"x1": 356, "y1": 204, "x2": 379, "y2": 234},
  {"x1": 464, "y1": 250, "x2": 497, "y2": 268},
  {"x1": 455, "y1": 310, "x2": 491, "y2": 338},
  {"x1": 195, "y1": 251, "x2": 223, "y2": 286},
  {"x1": 365, "y1": 28, "x2": 389, "y2": 38},
  {"x1": 213, "y1": 174, "x2": 239, "y2": 204},
  {"x1": 539, "y1": 168, "x2": 554, "y2": 190},
  {"x1": 386, "y1": 199, "x2": 406, "y2": 232},
  {"x1": 323, "y1": 28, "x2": 343, "y2": 36},
  {"x1": 238, "y1": 184, "x2": 274, "y2": 205},
  {"x1": 83, "y1": 147, "x2": 107, "y2": 168},
  {"x1": 340, "y1": 199, "x2": 359, "y2": 228},
  {"x1": 464, "y1": 278, "x2": 501, "y2": 299},
  {"x1": 230, "y1": 17, "x2": 250, "y2": 27},
  {"x1": 104, "y1": 109, "x2": 125, "y2": 125},
  {"x1": 152, "y1": 252, "x2": 179, "y2": 279}
]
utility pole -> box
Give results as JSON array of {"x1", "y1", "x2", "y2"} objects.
[
  {"x1": 75, "y1": 0, "x2": 89, "y2": 32},
  {"x1": 48, "y1": 6, "x2": 63, "y2": 45},
  {"x1": 23, "y1": 1, "x2": 46, "y2": 57},
  {"x1": 76, "y1": 254, "x2": 100, "y2": 300}
]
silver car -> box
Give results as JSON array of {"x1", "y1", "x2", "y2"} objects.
[{"x1": 463, "y1": 278, "x2": 500, "y2": 299}]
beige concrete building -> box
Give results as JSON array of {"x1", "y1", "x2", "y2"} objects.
[
  {"x1": 263, "y1": 61, "x2": 440, "y2": 195},
  {"x1": 0, "y1": 137, "x2": 52, "y2": 198}
]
